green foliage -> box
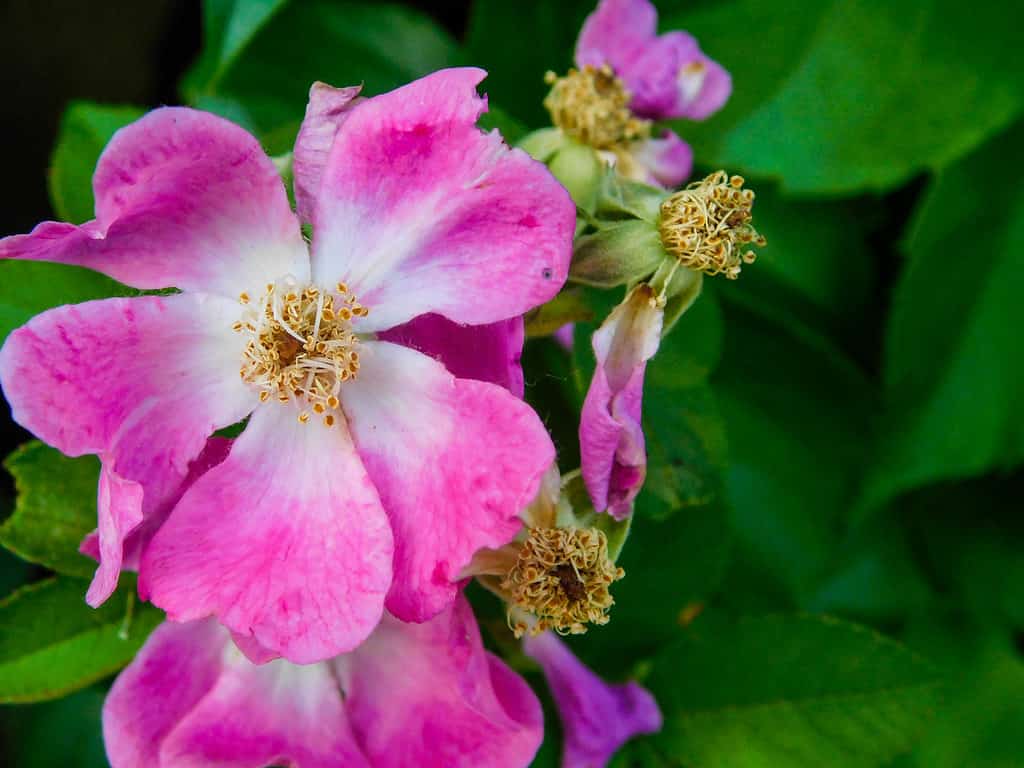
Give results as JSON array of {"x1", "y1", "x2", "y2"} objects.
[
  {"x1": 0, "y1": 576, "x2": 162, "y2": 703},
  {"x1": 643, "y1": 615, "x2": 943, "y2": 767},
  {"x1": 1, "y1": 442, "x2": 99, "y2": 578}
]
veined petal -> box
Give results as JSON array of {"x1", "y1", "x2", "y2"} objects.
[
  {"x1": 379, "y1": 314, "x2": 525, "y2": 397},
  {"x1": 340, "y1": 341, "x2": 554, "y2": 621},
  {"x1": 523, "y1": 632, "x2": 661, "y2": 768},
  {"x1": 141, "y1": 403, "x2": 394, "y2": 664},
  {"x1": 341, "y1": 595, "x2": 542, "y2": 768},
  {"x1": 103, "y1": 619, "x2": 368, "y2": 768},
  {"x1": 1, "y1": 108, "x2": 308, "y2": 297},
  {"x1": 311, "y1": 68, "x2": 573, "y2": 331},
  {"x1": 576, "y1": 0, "x2": 658, "y2": 75},
  {"x1": 580, "y1": 287, "x2": 663, "y2": 518},
  {"x1": 0, "y1": 294, "x2": 256, "y2": 596},
  {"x1": 293, "y1": 82, "x2": 363, "y2": 226}
]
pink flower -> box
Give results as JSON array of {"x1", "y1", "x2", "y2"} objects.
[
  {"x1": 104, "y1": 594, "x2": 543, "y2": 768},
  {"x1": 576, "y1": 0, "x2": 731, "y2": 121},
  {"x1": 564, "y1": 0, "x2": 732, "y2": 187},
  {"x1": 0, "y1": 68, "x2": 575, "y2": 663},
  {"x1": 524, "y1": 632, "x2": 661, "y2": 768},
  {"x1": 579, "y1": 286, "x2": 663, "y2": 518}
]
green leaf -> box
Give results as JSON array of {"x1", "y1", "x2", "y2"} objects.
[
  {"x1": 645, "y1": 615, "x2": 942, "y2": 767},
  {"x1": 712, "y1": 298, "x2": 876, "y2": 603},
  {"x1": 0, "y1": 576, "x2": 162, "y2": 703},
  {"x1": 866, "y1": 121, "x2": 1024, "y2": 510},
  {"x1": 0, "y1": 261, "x2": 129, "y2": 347},
  {"x1": 49, "y1": 102, "x2": 145, "y2": 223},
  {"x1": 0, "y1": 686, "x2": 109, "y2": 768},
  {"x1": 1, "y1": 442, "x2": 99, "y2": 577},
  {"x1": 669, "y1": 0, "x2": 1024, "y2": 195},
  {"x1": 193, "y1": 0, "x2": 461, "y2": 133}
]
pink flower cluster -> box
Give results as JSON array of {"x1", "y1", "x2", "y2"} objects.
[{"x1": 0, "y1": 0, "x2": 732, "y2": 765}]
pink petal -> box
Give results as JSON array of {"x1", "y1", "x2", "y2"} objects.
[
  {"x1": 576, "y1": 0, "x2": 658, "y2": 75},
  {"x1": 1, "y1": 108, "x2": 308, "y2": 297},
  {"x1": 311, "y1": 68, "x2": 573, "y2": 332},
  {"x1": 379, "y1": 314, "x2": 525, "y2": 397},
  {"x1": 340, "y1": 341, "x2": 554, "y2": 621},
  {"x1": 523, "y1": 632, "x2": 661, "y2": 768},
  {"x1": 0, "y1": 294, "x2": 257, "y2": 597},
  {"x1": 141, "y1": 403, "x2": 394, "y2": 664},
  {"x1": 342, "y1": 595, "x2": 543, "y2": 767},
  {"x1": 631, "y1": 130, "x2": 693, "y2": 188},
  {"x1": 104, "y1": 619, "x2": 368, "y2": 768},
  {"x1": 82, "y1": 438, "x2": 233, "y2": 606},
  {"x1": 293, "y1": 82, "x2": 363, "y2": 226},
  {"x1": 580, "y1": 288, "x2": 663, "y2": 518}
]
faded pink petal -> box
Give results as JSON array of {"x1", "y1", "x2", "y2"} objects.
[
  {"x1": 1, "y1": 108, "x2": 308, "y2": 297},
  {"x1": 575, "y1": 0, "x2": 731, "y2": 121},
  {"x1": 103, "y1": 619, "x2": 368, "y2": 768},
  {"x1": 580, "y1": 287, "x2": 663, "y2": 518},
  {"x1": 0, "y1": 295, "x2": 256, "y2": 597},
  {"x1": 81, "y1": 438, "x2": 232, "y2": 606},
  {"x1": 293, "y1": 82, "x2": 363, "y2": 226},
  {"x1": 380, "y1": 314, "x2": 525, "y2": 397},
  {"x1": 340, "y1": 341, "x2": 554, "y2": 622},
  {"x1": 524, "y1": 632, "x2": 661, "y2": 768},
  {"x1": 311, "y1": 67, "x2": 573, "y2": 332},
  {"x1": 141, "y1": 404, "x2": 394, "y2": 664},
  {"x1": 631, "y1": 129, "x2": 693, "y2": 188},
  {"x1": 342, "y1": 595, "x2": 543, "y2": 767}
]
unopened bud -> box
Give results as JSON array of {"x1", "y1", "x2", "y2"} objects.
[{"x1": 571, "y1": 220, "x2": 665, "y2": 287}]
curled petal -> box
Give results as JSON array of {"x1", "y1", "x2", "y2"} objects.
[
  {"x1": 341, "y1": 341, "x2": 554, "y2": 621},
  {"x1": 630, "y1": 130, "x2": 693, "y2": 188},
  {"x1": 342, "y1": 595, "x2": 543, "y2": 767},
  {"x1": 311, "y1": 67, "x2": 574, "y2": 331},
  {"x1": 576, "y1": 0, "x2": 658, "y2": 75},
  {"x1": 380, "y1": 314, "x2": 525, "y2": 397},
  {"x1": 524, "y1": 632, "x2": 661, "y2": 768},
  {"x1": 103, "y1": 619, "x2": 368, "y2": 768},
  {"x1": 580, "y1": 287, "x2": 663, "y2": 518},
  {"x1": 141, "y1": 404, "x2": 394, "y2": 664},
  {"x1": 293, "y1": 82, "x2": 363, "y2": 226},
  {"x1": 0, "y1": 108, "x2": 308, "y2": 296}
]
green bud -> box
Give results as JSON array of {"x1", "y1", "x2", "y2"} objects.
[
  {"x1": 571, "y1": 219, "x2": 665, "y2": 288},
  {"x1": 516, "y1": 127, "x2": 570, "y2": 163},
  {"x1": 548, "y1": 141, "x2": 605, "y2": 213}
]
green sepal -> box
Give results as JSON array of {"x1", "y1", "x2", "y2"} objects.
[
  {"x1": 594, "y1": 171, "x2": 666, "y2": 223},
  {"x1": 571, "y1": 220, "x2": 665, "y2": 288}
]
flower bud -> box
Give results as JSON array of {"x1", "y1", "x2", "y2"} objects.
[{"x1": 570, "y1": 220, "x2": 665, "y2": 287}]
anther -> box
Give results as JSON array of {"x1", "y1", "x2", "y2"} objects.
[{"x1": 544, "y1": 65, "x2": 651, "y2": 150}]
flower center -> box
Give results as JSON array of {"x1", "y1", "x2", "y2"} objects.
[
  {"x1": 501, "y1": 526, "x2": 624, "y2": 638},
  {"x1": 544, "y1": 65, "x2": 651, "y2": 150},
  {"x1": 234, "y1": 277, "x2": 368, "y2": 426},
  {"x1": 658, "y1": 171, "x2": 767, "y2": 280}
]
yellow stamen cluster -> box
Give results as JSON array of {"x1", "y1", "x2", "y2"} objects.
[
  {"x1": 501, "y1": 526, "x2": 624, "y2": 638},
  {"x1": 234, "y1": 278, "x2": 367, "y2": 425},
  {"x1": 544, "y1": 65, "x2": 651, "y2": 150},
  {"x1": 659, "y1": 171, "x2": 767, "y2": 279}
]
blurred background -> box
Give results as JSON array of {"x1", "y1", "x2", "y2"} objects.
[{"x1": 1, "y1": 1, "x2": 1022, "y2": 766}]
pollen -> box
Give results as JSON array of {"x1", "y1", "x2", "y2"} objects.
[
  {"x1": 544, "y1": 65, "x2": 651, "y2": 150},
  {"x1": 658, "y1": 171, "x2": 767, "y2": 280},
  {"x1": 501, "y1": 526, "x2": 624, "y2": 638},
  {"x1": 235, "y1": 276, "x2": 366, "y2": 422}
]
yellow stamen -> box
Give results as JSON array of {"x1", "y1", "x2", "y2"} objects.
[
  {"x1": 544, "y1": 65, "x2": 650, "y2": 150},
  {"x1": 658, "y1": 171, "x2": 767, "y2": 280}
]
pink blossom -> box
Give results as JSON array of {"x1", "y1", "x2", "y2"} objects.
[
  {"x1": 579, "y1": 286, "x2": 663, "y2": 518},
  {"x1": 104, "y1": 594, "x2": 543, "y2": 768},
  {"x1": 524, "y1": 632, "x2": 661, "y2": 768},
  {"x1": 574, "y1": 0, "x2": 731, "y2": 187},
  {"x1": 0, "y1": 68, "x2": 574, "y2": 663}
]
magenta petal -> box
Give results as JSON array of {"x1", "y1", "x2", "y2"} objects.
[
  {"x1": 379, "y1": 314, "x2": 525, "y2": 397},
  {"x1": 576, "y1": 0, "x2": 658, "y2": 75},
  {"x1": 580, "y1": 289, "x2": 663, "y2": 518},
  {"x1": 293, "y1": 82, "x2": 363, "y2": 226},
  {"x1": 341, "y1": 341, "x2": 554, "y2": 622},
  {"x1": 311, "y1": 68, "x2": 573, "y2": 331},
  {"x1": 630, "y1": 129, "x2": 693, "y2": 188},
  {"x1": 343, "y1": 595, "x2": 543, "y2": 767},
  {"x1": 104, "y1": 619, "x2": 368, "y2": 768},
  {"x1": 141, "y1": 404, "x2": 394, "y2": 664},
  {"x1": 524, "y1": 632, "x2": 661, "y2": 768},
  {"x1": 1, "y1": 108, "x2": 307, "y2": 296}
]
